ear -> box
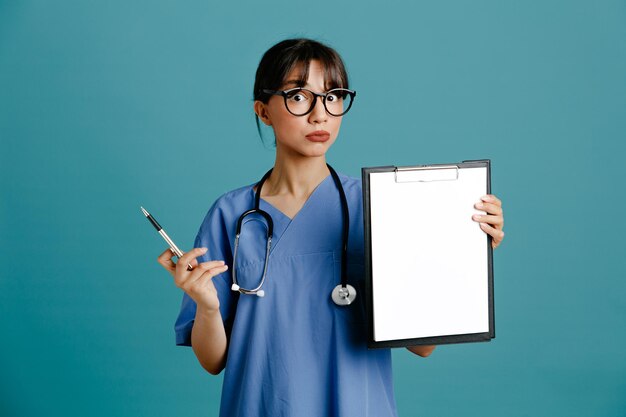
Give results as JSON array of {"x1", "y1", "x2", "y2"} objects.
[{"x1": 254, "y1": 101, "x2": 272, "y2": 126}]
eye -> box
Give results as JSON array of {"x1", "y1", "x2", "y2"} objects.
[
  {"x1": 286, "y1": 90, "x2": 310, "y2": 102},
  {"x1": 326, "y1": 92, "x2": 340, "y2": 102}
]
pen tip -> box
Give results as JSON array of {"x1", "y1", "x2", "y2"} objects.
[{"x1": 141, "y1": 206, "x2": 149, "y2": 216}]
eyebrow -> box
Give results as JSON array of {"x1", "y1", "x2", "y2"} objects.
[
  {"x1": 282, "y1": 79, "x2": 303, "y2": 88},
  {"x1": 281, "y1": 80, "x2": 337, "y2": 91}
]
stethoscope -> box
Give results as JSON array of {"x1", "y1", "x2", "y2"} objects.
[{"x1": 230, "y1": 164, "x2": 357, "y2": 306}]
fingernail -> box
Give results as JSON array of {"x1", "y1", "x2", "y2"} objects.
[
  {"x1": 200, "y1": 247, "x2": 208, "y2": 253},
  {"x1": 481, "y1": 195, "x2": 491, "y2": 202},
  {"x1": 472, "y1": 214, "x2": 481, "y2": 221},
  {"x1": 475, "y1": 203, "x2": 484, "y2": 209}
]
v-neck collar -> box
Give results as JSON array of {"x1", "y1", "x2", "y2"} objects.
[
  {"x1": 248, "y1": 174, "x2": 333, "y2": 254},
  {"x1": 258, "y1": 174, "x2": 332, "y2": 221}
]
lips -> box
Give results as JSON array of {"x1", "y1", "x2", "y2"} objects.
[{"x1": 306, "y1": 130, "x2": 330, "y2": 142}]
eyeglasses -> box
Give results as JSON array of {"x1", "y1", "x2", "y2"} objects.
[{"x1": 263, "y1": 87, "x2": 356, "y2": 117}]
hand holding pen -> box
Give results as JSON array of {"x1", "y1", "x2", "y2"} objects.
[
  {"x1": 142, "y1": 207, "x2": 228, "y2": 312},
  {"x1": 142, "y1": 207, "x2": 194, "y2": 270}
]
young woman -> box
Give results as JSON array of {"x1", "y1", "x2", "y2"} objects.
[{"x1": 157, "y1": 38, "x2": 505, "y2": 417}]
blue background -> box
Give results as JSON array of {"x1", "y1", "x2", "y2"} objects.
[{"x1": 1, "y1": 0, "x2": 625, "y2": 416}]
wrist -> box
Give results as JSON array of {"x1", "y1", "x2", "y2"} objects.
[{"x1": 195, "y1": 304, "x2": 221, "y2": 321}]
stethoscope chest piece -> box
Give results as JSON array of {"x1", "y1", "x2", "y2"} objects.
[{"x1": 331, "y1": 284, "x2": 357, "y2": 306}]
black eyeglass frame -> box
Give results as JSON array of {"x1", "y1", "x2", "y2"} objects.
[{"x1": 262, "y1": 87, "x2": 357, "y2": 117}]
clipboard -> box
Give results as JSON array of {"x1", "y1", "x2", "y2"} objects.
[{"x1": 362, "y1": 160, "x2": 495, "y2": 348}]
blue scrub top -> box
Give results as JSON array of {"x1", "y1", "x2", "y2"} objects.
[{"x1": 175, "y1": 173, "x2": 398, "y2": 417}]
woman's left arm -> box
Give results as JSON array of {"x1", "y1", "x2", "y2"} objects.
[{"x1": 407, "y1": 194, "x2": 505, "y2": 358}]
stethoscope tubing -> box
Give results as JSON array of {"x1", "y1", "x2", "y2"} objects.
[{"x1": 231, "y1": 164, "x2": 352, "y2": 302}]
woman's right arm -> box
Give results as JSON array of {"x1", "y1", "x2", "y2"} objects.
[{"x1": 158, "y1": 247, "x2": 229, "y2": 375}]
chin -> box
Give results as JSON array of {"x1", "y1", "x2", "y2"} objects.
[
  {"x1": 277, "y1": 139, "x2": 334, "y2": 159},
  {"x1": 298, "y1": 150, "x2": 328, "y2": 159},
  {"x1": 304, "y1": 143, "x2": 332, "y2": 157}
]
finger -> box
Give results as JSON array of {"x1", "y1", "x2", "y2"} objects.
[
  {"x1": 480, "y1": 194, "x2": 502, "y2": 206},
  {"x1": 200, "y1": 260, "x2": 228, "y2": 270},
  {"x1": 177, "y1": 247, "x2": 208, "y2": 271},
  {"x1": 157, "y1": 248, "x2": 177, "y2": 274},
  {"x1": 479, "y1": 222, "x2": 505, "y2": 247},
  {"x1": 182, "y1": 264, "x2": 229, "y2": 293},
  {"x1": 157, "y1": 248, "x2": 175, "y2": 264},
  {"x1": 185, "y1": 261, "x2": 227, "y2": 285},
  {"x1": 173, "y1": 250, "x2": 207, "y2": 286},
  {"x1": 198, "y1": 263, "x2": 229, "y2": 282},
  {"x1": 474, "y1": 201, "x2": 503, "y2": 216},
  {"x1": 167, "y1": 251, "x2": 197, "y2": 274},
  {"x1": 472, "y1": 214, "x2": 504, "y2": 227}
]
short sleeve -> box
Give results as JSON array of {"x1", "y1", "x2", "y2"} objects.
[{"x1": 174, "y1": 201, "x2": 237, "y2": 346}]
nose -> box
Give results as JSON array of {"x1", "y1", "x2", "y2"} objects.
[{"x1": 308, "y1": 95, "x2": 328, "y2": 124}]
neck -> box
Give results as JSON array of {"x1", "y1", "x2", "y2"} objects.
[{"x1": 264, "y1": 151, "x2": 330, "y2": 198}]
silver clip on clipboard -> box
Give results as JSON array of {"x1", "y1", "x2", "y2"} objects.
[{"x1": 394, "y1": 165, "x2": 459, "y2": 183}]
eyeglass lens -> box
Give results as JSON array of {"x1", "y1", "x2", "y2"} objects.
[{"x1": 284, "y1": 89, "x2": 353, "y2": 116}]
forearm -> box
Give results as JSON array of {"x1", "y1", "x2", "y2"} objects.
[
  {"x1": 191, "y1": 307, "x2": 228, "y2": 375},
  {"x1": 406, "y1": 345, "x2": 436, "y2": 357}
]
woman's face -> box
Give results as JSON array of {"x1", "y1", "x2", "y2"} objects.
[{"x1": 255, "y1": 60, "x2": 343, "y2": 160}]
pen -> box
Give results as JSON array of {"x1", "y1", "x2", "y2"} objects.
[{"x1": 141, "y1": 206, "x2": 194, "y2": 271}]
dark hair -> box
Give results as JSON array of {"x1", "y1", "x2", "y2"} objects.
[{"x1": 253, "y1": 38, "x2": 350, "y2": 137}]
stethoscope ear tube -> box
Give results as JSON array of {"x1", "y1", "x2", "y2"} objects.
[
  {"x1": 235, "y1": 209, "x2": 274, "y2": 236},
  {"x1": 232, "y1": 211, "x2": 273, "y2": 296}
]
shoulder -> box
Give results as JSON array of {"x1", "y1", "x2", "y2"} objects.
[
  {"x1": 336, "y1": 172, "x2": 362, "y2": 196},
  {"x1": 212, "y1": 183, "x2": 255, "y2": 212},
  {"x1": 197, "y1": 183, "x2": 255, "y2": 231},
  {"x1": 336, "y1": 172, "x2": 364, "y2": 217}
]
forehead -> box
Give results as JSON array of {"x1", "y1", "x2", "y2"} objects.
[{"x1": 281, "y1": 59, "x2": 342, "y2": 89}]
